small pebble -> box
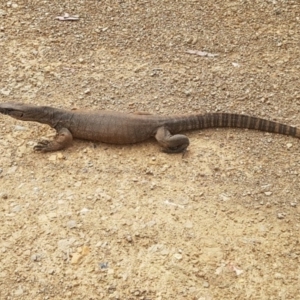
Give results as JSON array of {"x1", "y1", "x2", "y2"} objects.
[
  {"x1": 71, "y1": 253, "x2": 82, "y2": 264},
  {"x1": 81, "y1": 245, "x2": 90, "y2": 256},
  {"x1": 31, "y1": 254, "x2": 41, "y2": 261},
  {"x1": 12, "y1": 205, "x2": 21, "y2": 213},
  {"x1": 48, "y1": 155, "x2": 57, "y2": 161},
  {"x1": 174, "y1": 253, "x2": 182, "y2": 260},
  {"x1": 126, "y1": 235, "x2": 133, "y2": 242},
  {"x1": 7, "y1": 166, "x2": 18, "y2": 174},
  {"x1": 80, "y1": 207, "x2": 90, "y2": 215},
  {"x1": 1, "y1": 193, "x2": 8, "y2": 199},
  {"x1": 107, "y1": 268, "x2": 114, "y2": 275},
  {"x1": 274, "y1": 272, "x2": 284, "y2": 279},
  {"x1": 67, "y1": 220, "x2": 77, "y2": 229},
  {"x1": 277, "y1": 213, "x2": 285, "y2": 219},
  {"x1": 99, "y1": 262, "x2": 108, "y2": 269},
  {"x1": 264, "y1": 191, "x2": 272, "y2": 196},
  {"x1": 14, "y1": 125, "x2": 27, "y2": 131},
  {"x1": 14, "y1": 287, "x2": 23, "y2": 296},
  {"x1": 184, "y1": 221, "x2": 193, "y2": 228}
]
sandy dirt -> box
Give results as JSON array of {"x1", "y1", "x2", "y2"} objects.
[{"x1": 1, "y1": 1, "x2": 300, "y2": 299}]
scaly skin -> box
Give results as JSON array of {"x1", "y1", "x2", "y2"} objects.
[{"x1": 0, "y1": 102, "x2": 300, "y2": 153}]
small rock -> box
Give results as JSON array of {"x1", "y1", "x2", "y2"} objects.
[
  {"x1": 99, "y1": 262, "x2": 108, "y2": 269},
  {"x1": 57, "y1": 153, "x2": 64, "y2": 159},
  {"x1": 215, "y1": 264, "x2": 225, "y2": 275},
  {"x1": 1, "y1": 193, "x2": 8, "y2": 199},
  {"x1": 264, "y1": 191, "x2": 272, "y2": 196},
  {"x1": 274, "y1": 272, "x2": 284, "y2": 279},
  {"x1": 44, "y1": 66, "x2": 51, "y2": 72},
  {"x1": 95, "y1": 241, "x2": 102, "y2": 247},
  {"x1": 161, "y1": 248, "x2": 169, "y2": 256},
  {"x1": 67, "y1": 220, "x2": 77, "y2": 229},
  {"x1": 7, "y1": 166, "x2": 18, "y2": 174},
  {"x1": 0, "y1": 9, "x2": 7, "y2": 16},
  {"x1": 184, "y1": 221, "x2": 193, "y2": 228},
  {"x1": 233, "y1": 266, "x2": 244, "y2": 276},
  {"x1": 58, "y1": 238, "x2": 75, "y2": 252},
  {"x1": 80, "y1": 207, "x2": 90, "y2": 215},
  {"x1": 74, "y1": 181, "x2": 82, "y2": 187},
  {"x1": 48, "y1": 154, "x2": 57, "y2": 161},
  {"x1": 23, "y1": 250, "x2": 30, "y2": 256},
  {"x1": 146, "y1": 220, "x2": 156, "y2": 227},
  {"x1": 203, "y1": 281, "x2": 210, "y2": 288},
  {"x1": 125, "y1": 235, "x2": 133, "y2": 243},
  {"x1": 0, "y1": 88, "x2": 11, "y2": 96},
  {"x1": 219, "y1": 193, "x2": 230, "y2": 201},
  {"x1": 71, "y1": 252, "x2": 82, "y2": 264},
  {"x1": 31, "y1": 254, "x2": 41, "y2": 262},
  {"x1": 14, "y1": 125, "x2": 27, "y2": 131},
  {"x1": 81, "y1": 245, "x2": 90, "y2": 256},
  {"x1": 107, "y1": 268, "x2": 114, "y2": 275},
  {"x1": 12, "y1": 205, "x2": 21, "y2": 213},
  {"x1": 174, "y1": 253, "x2": 182, "y2": 260},
  {"x1": 14, "y1": 287, "x2": 23, "y2": 296},
  {"x1": 232, "y1": 62, "x2": 240, "y2": 67},
  {"x1": 286, "y1": 143, "x2": 293, "y2": 149},
  {"x1": 277, "y1": 213, "x2": 285, "y2": 219}
]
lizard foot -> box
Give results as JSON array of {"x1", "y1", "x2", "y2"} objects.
[
  {"x1": 34, "y1": 140, "x2": 52, "y2": 152},
  {"x1": 155, "y1": 127, "x2": 190, "y2": 154},
  {"x1": 162, "y1": 143, "x2": 189, "y2": 154},
  {"x1": 34, "y1": 128, "x2": 73, "y2": 152}
]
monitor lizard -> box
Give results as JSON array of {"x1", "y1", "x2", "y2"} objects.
[{"x1": 0, "y1": 102, "x2": 299, "y2": 153}]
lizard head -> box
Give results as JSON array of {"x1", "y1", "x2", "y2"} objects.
[{"x1": 0, "y1": 102, "x2": 51, "y2": 122}]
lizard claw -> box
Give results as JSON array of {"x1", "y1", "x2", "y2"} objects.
[{"x1": 34, "y1": 140, "x2": 51, "y2": 152}]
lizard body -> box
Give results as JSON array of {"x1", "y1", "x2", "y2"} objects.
[{"x1": 0, "y1": 102, "x2": 299, "y2": 153}]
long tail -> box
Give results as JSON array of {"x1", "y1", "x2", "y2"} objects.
[{"x1": 165, "y1": 113, "x2": 300, "y2": 138}]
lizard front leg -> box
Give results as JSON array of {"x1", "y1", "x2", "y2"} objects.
[
  {"x1": 34, "y1": 127, "x2": 73, "y2": 152},
  {"x1": 155, "y1": 126, "x2": 190, "y2": 153}
]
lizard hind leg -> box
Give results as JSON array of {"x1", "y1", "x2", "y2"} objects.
[
  {"x1": 155, "y1": 126, "x2": 190, "y2": 153},
  {"x1": 34, "y1": 128, "x2": 73, "y2": 152}
]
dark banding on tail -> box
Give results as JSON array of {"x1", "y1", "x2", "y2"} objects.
[
  {"x1": 199, "y1": 113, "x2": 300, "y2": 138},
  {"x1": 166, "y1": 113, "x2": 300, "y2": 138}
]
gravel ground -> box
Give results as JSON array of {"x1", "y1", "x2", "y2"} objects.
[{"x1": 1, "y1": 1, "x2": 300, "y2": 299}]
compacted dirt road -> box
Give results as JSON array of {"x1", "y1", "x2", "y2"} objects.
[{"x1": 0, "y1": 1, "x2": 300, "y2": 299}]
